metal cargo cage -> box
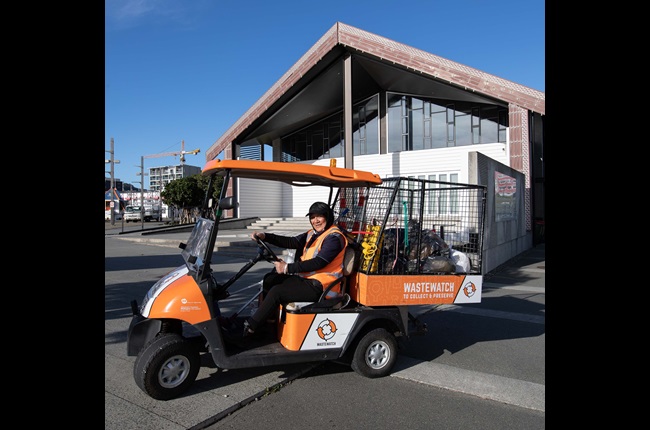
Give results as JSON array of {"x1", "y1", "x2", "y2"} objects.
[{"x1": 333, "y1": 177, "x2": 487, "y2": 276}]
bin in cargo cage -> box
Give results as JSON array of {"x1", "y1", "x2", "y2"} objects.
[{"x1": 332, "y1": 177, "x2": 487, "y2": 306}]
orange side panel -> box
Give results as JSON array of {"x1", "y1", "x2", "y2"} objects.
[
  {"x1": 278, "y1": 309, "x2": 316, "y2": 351},
  {"x1": 351, "y1": 273, "x2": 477, "y2": 306},
  {"x1": 148, "y1": 275, "x2": 211, "y2": 324}
]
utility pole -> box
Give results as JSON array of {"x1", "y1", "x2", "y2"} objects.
[
  {"x1": 135, "y1": 156, "x2": 148, "y2": 230},
  {"x1": 105, "y1": 137, "x2": 121, "y2": 226}
]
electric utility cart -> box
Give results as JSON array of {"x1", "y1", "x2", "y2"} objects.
[{"x1": 127, "y1": 159, "x2": 487, "y2": 400}]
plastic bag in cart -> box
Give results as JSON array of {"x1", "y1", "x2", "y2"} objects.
[{"x1": 450, "y1": 249, "x2": 471, "y2": 273}]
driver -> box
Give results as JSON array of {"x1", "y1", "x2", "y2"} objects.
[{"x1": 243, "y1": 201, "x2": 347, "y2": 338}]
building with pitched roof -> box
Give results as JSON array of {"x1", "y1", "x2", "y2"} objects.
[{"x1": 204, "y1": 22, "x2": 544, "y2": 266}]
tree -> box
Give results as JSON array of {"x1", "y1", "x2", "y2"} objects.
[{"x1": 161, "y1": 174, "x2": 223, "y2": 223}]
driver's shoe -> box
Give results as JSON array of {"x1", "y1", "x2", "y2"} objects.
[{"x1": 242, "y1": 320, "x2": 256, "y2": 338}]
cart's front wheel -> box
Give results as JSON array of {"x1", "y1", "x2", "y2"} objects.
[
  {"x1": 133, "y1": 333, "x2": 200, "y2": 400},
  {"x1": 350, "y1": 328, "x2": 397, "y2": 378}
]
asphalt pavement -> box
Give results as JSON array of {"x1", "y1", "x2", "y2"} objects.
[{"x1": 105, "y1": 223, "x2": 545, "y2": 429}]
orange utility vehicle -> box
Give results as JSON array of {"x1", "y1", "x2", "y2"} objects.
[{"x1": 127, "y1": 159, "x2": 487, "y2": 400}]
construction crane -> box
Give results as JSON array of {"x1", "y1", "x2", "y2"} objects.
[{"x1": 144, "y1": 140, "x2": 200, "y2": 165}]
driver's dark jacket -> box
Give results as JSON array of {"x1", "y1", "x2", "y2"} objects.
[{"x1": 262, "y1": 225, "x2": 346, "y2": 288}]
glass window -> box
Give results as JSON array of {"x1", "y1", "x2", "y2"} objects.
[
  {"x1": 449, "y1": 173, "x2": 459, "y2": 214},
  {"x1": 455, "y1": 112, "x2": 471, "y2": 146},
  {"x1": 386, "y1": 92, "x2": 508, "y2": 151},
  {"x1": 411, "y1": 98, "x2": 423, "y2": 151},
  {"x1": 426, "y1": 175, "x2": 437, "y2": 215},
  {"x1": 480, "y1": 106, "x2": 498, "y2": 143},
  {"x1": 472, "y1": 108, "x2": 480, "y2": 144},
  {"x1": 281, "y1": 91, "x2": 509, "y2": 161},
  {"x1": 422, "y1": 173, "x2": 459, "y2": 215},
  {"x1": 431, "y1": 108, "x2": 447, "y2": 148},
  {"x1": 387, "y1": 94, "x2": 405, "y2": 153},
  {"x1": 438, "y1": 174, "x2": 448, "y2": 214},
  {"x1": 446, "y1": 105, "x2": 455, "y2": 144},
  {"x1": 282, "y1": 95, "x2": 379, "y2": 161},
  {"x1": 498, "y1": 110, "x2": 507, "y2": 143}
]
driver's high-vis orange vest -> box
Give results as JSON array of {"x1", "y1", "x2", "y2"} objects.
[{"x1": 297, "y1": 226, "x2": 346, "y2": 296}]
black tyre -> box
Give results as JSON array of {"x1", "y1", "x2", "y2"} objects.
[
  {"x1": 350, "y1": 328, "x2": 398, "y2": 378},
  {"x1": 133, "y1": 333, "x2": 200, "y2": 400}
]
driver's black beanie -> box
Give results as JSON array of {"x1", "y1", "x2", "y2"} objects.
[{"x1": 305, "y1": 201, "x2": 334, "y2": 228}]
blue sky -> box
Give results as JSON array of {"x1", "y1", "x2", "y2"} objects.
[{"x1": 105, "y1": 0, "x2": 544, "y2": 186}]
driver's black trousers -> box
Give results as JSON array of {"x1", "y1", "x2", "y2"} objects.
[{"x1": 247, "y1": 273, "x2": 323, "y2": 332}]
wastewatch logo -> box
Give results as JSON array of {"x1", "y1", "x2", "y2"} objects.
[
  {"x1": 463, "y1": 282, "x2": 477, "y2": 298},
  {"x1": 316, "y1": 318, "x2": 337, "y2": 341}
]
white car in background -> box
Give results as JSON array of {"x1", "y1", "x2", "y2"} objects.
[{"x1": 105, "y1": 209, "x2": 123, "y2": 221}]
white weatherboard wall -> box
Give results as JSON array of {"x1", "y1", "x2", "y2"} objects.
[
  {"x1": 350, "y1": 143, "x2": 508, "y2": 184},
  {"x1": 236, "y1": 176, "x2": 332, "y2": 218},
  {"x1": 235, "y1": 144, "x2": 508, "y2": 218}
]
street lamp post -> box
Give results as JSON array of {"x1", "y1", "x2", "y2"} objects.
[{"x1": 105, "y1": 137, "x2": 121, "y2": 226}]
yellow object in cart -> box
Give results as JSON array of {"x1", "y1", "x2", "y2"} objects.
[{"x1": 361, "y1": 224, "x2": 382, "y2": 272}]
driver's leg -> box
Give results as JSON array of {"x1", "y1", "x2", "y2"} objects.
[
  {"x1": 261, "y1": 271, "x2": 288, "y2": 299},
  {"x1": 246, "y1": 276, "x2": 322, "y2": 334},
  {"x1": 259, "y1": 272, "x2": 290, "y2": 323}
]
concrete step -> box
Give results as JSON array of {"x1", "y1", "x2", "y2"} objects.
[
  {"x1": 214, "y1": 242, "x2": 294, "y2": 259},
  {"x1": 257, "y1": 217, "x2": 308, "y2": 222},
  {"x1": 215, "y1": 218, "x2": 307, "y2": 258},
  {"x1": 247, "y1": 217, "x2": 311, "y2": 232}
]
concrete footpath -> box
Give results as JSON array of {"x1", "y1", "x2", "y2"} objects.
[{"x1": 105, "y1": 225, "x2": 545, "y2": 429}]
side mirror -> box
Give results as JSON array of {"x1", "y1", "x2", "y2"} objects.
[{"x1": 218, "y1": 196, "x2": 237, "y2": 210}]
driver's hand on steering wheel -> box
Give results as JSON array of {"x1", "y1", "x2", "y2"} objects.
[
  {"x1": 273, "y1": 259, "x2": 289, "y2": 274},
  {"x1": 251, "y1": 231, "x2": 266, "y2": 241}
]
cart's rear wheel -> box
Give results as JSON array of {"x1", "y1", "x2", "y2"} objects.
[
  {"x1": 133, "y1": 333, "x2": 200, "y2": 400},
  {"x1": 350, "y1": 328, "x2": 397, "y2": 378}
]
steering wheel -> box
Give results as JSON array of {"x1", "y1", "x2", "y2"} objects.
[{"x1": 255, "y1": 237, "x2": 280, "y2": 262}]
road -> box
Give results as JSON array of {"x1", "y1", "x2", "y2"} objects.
[{"x1": 105, "y1": 228, "x2": 545, "y2": 429}]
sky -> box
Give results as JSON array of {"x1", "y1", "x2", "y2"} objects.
[{"x1": 105, "y1": 0, "x2": 545, "y2": 187}]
